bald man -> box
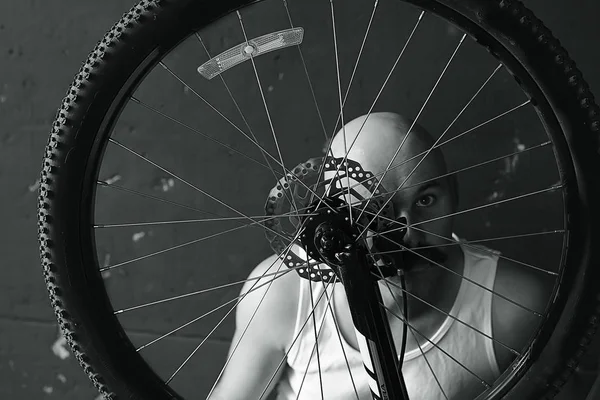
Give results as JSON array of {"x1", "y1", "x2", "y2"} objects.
[{"x1": 208, "y1": 113, "x2": 551, "y2": 400}]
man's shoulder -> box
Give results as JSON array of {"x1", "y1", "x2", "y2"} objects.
[
  {"x1": 491, "y1": 256, "x2": 554, "y2": 370},
  {"x1": 249, "y1": 254, "x2": 302, "y2": 296},
  {"x1": 243, "y1": 254, "x2": 302, "y2": 325},
  {"x1": 233, "y1": 254, "x2": 302, "y2": 352},
  {"x1": 493, "y1": 256, "x2": 554, "y2": 315}
]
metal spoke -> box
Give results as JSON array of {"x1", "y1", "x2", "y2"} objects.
[
  {"x1": 372, "y1": 229, "x2": 564, "y2": 254},
  {"x1": 130, "y1": 92, "x2": 333, "y2": 219},
  {"x1": 97, "y1": 179, "x2": 222, "y2": 217},
  {"x1": 108, "y1": 138, "x2": 289, "y2": 240},
  {"x1": 97, "y1": 181, "x2": 327, "y2": 272},
  {"x1": 355, "y1": 33, "x2": 468, "y2": 236},
  {"x1": 198, "y1": 33, "x2": 335, "y2": 218},
  {"x1": 114, "y1": 266, "x2": 304, "y2": 315},
  {"x1": 329, "y1": 0, "x2": 354, "y2": 223},
  {"x1": 161, "y1": 58, "x2": 304, "y2": 215},
  {"x1": 436, "y1": 100, "x2": 531, "y2": 149},
  {"x1": 437, "y1": 64, "x2": 503, "y2": 140},
  {"x1": 374, "y1": 271, "x2": 520, "y2": 356},
  {"x1": 304, "y1": 0, "x2": 379, "y2": 210},
  {"x1": 159, "y1": 61, "x2": 282, "y2": 169},
  {"x1": 330, "y1": 0, "x2": 380, "y2": 136},
  {"x1": 192, "y1": 34, "x2": 310, "y2": 222},
  {"x1": 100, "y1": 214, "x2": 292, "y2": 273},
  {"x1": 318, "y1": 277, "x2": 360, "y2": 399},
  {"x1": 308, "y1": 10, "x2": 425, "y2": 213},
  {"x1": 277, "y1": 139, "x2": 550, "y2": 218},
  {"x1": 257, "y1": 279, "x2": 336, "y2": 400},
  {"x1": 383, "y1": 304, "x2": 492, "y2": 389},
  {"x1": 204, "y1": 212, "x2": 326, "y2": 398},
  {"x1": 129, "y1": 96, "x2": 272, "y2": 171},
  {"x1": 135, "y1": 267, "x2": 294, "y2": 351},
  {"x1": 383, "y1": 185, "x2": 563, "y2": 234},
  {"x1": 362, "y1": 208, "x2": 560, "y2": 277},
  {"x1": 282, "y1": 0, "x2": 328, "y2": 142},
  {"x1": 138, "y1": 234, "x2": 302, "y2": 353},
  {"x1": 377, "y1": 268, "x2": 449, "y2": 400},
  {"x1": 166, "y1": 246, "x2": 293, "y2": 385},
  {"x1": 307, "y1": 276, "x2": 324, "y2": 399},
  {"x1": 356, "y1": 62, "x2": 500, "y2": 231},
  {"x1": 196, "y1": 33, "x2": 258, "y2": 142},
  {"x1": 161, "y1": 57, "x2": 331, "y2": 219},
  {"x1": 366, "y1": 141, "x2": 551, "y2": 201},
  {"x1": 95, "y1": 212, "x2": 315, "y2": 229},
  {"x1": 237, "y1": 11, "x2": 299, "y2": 216},
  {"x1": 365, "y1": 226, "x2": 544, "y2": 316},
  {"x1": 296, "y1": 277, "x2": 337, "y2": 400},
  {"x1": 406, "y1": 323, "x2": 448, "y2": 399},
  {"x1": 294, "y1": 304, "x2": 331, "y2": 400},
  {"x1": 206, "y1": 272, "x2": 303, "y2": 399},
  {"x1": 329, "y1": 101, "x2": 538, "y2": 201}
]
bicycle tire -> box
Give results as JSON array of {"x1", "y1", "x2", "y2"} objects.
[{"x1": 37, "y1": 0, "x2": 600, "y2": 399}]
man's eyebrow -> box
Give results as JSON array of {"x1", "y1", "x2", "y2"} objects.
[{"x1": 416, "y1": 180, "x2": 442, "y2": 193}]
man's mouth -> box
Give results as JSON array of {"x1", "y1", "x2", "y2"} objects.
[{"x1": 401, "y1": 247, "x2": 447, "y2": 271}]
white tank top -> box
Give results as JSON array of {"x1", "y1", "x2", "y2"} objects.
[{"x1": 276, "y1": 235, "x2": 502, "y2": 400}]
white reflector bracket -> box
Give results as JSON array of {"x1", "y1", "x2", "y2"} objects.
[{"x1": 197, "y1": 27, "x2": 304, "y2": 80}]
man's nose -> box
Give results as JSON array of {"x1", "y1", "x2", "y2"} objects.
[{"x1": 397, "y1": 211, "x2": 421, "y2": 248}]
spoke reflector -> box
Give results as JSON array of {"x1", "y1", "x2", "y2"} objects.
[{"x1": 197, "y1": 27, "x2": 305, "y2": 80}]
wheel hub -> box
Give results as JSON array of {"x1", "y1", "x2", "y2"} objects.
[
  {"x1": 298, "y1": 196, "x2": 357, "y2": 267},
  {"x1": 263, "y1": 155, "x2": 401, "y2": 282}
]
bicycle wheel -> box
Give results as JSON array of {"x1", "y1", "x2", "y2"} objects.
[{"x1": 38, "y1": 0, "x2": 600, "y2": 399}]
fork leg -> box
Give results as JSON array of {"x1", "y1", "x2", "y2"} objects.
[{"x1": 334, "y1": 246, "x2": 410, "y2": 400}]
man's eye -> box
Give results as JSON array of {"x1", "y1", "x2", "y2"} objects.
[{"x1": 416, "y1": 194, "x2": 436, "y2": 207}]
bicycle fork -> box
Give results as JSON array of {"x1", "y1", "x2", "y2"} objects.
[
  {"x1": 299, "y1": 196, "x2": 409, "y2": 399},
  {"x1": 334, "y1": 247, "x2": 409, "y2": 400}
]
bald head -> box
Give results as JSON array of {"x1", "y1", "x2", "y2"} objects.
[{"x1": 329, "y1": 112, "x2": 451, "y2": 193}]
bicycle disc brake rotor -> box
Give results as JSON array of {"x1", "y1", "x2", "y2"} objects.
[{"x1": 264, "y1": 155, "x2": 398, "y2": 283}]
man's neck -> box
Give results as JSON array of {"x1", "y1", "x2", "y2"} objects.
[{"x1": 380, "y1": 244, "x2": 465, "y2": 338}]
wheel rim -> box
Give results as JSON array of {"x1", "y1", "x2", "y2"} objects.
[{"x1": 57, "y1": 0, "x2": 590, "y2": 399}]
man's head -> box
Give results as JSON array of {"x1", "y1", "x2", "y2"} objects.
[{"x1": 328, "y1": 112, "x2": 458, "y2": 269}]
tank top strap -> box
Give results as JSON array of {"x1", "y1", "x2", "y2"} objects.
[
  {"x1": 458, "y1": 238, "x2": 502, "y2": 377},
  {"x1": 286, "y1": 275, "x2": 333, "y2": 367},
  {"x1": 403, "y1": 235, "x2": 472, "y2": 361},
  {"x1": 402, "y1": 234, "x2": 501, "y2": 370}
]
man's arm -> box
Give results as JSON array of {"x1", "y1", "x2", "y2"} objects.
[{"x1": 209, "y1": 255, "x2": 298, "y2": 400}]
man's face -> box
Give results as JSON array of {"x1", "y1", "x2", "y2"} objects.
[
  {"x1": 385, "y1": 171, "x2": 456, "y2": 272},
  {"x1": 327, "y1": 112, "x2": 457, "y2": 271},
  {"x1": 373, "y1": 128, "x2": 457, "y2": 272}
]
